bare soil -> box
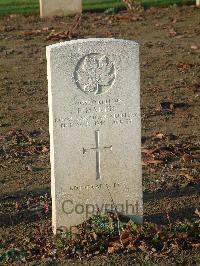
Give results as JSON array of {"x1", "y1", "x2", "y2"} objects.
[{"x1": 0, "y1": 5, "x2": 200, "y2": 265}]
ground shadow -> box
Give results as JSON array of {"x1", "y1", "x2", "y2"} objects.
[
  {"x1": 0, "y1": 184, "x2": 199, "y2": 226},
  {"x1": 144, "y1": 206, "x2": 198, "y2": 224},
  {"x1": 143, "y1": 183, "x2": 200, "y2": 202}
]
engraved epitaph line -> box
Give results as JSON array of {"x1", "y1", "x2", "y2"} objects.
[{"x1": 83, "y1": 130, "x2": 112, "y2": 180}]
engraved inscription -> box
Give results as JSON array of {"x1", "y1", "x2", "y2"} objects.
[
  {"x1": 55, "y1": 97, "x2": 138, "y2": 129},
  {"x1": 74, "y1": 53, "x2": 116, "y2": 95},
  {"x1": 83, "y1": 130, "x2": 112, "y2": 180},
  {"x1": 70, "y1": 183, "x2": 120, "y2": 191},
  {"x1": 55, "y1": 112, "x2": 137, "y2": 129}
]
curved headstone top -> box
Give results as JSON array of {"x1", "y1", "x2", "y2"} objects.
[{"x1": 47, "y1": 38, "x2": 139, "y2": 51}]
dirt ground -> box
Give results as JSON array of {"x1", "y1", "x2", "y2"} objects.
[{"x1": 0, "y1": 5, "x2": 200, "y2": 265}]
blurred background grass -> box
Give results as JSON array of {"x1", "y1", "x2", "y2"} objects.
[{"x1": 0, "y1": 0, "x2": 196, "y2": 16}]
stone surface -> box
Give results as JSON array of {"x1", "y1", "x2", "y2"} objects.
[
  {"x1": 40, "y1": 0, "x2": 82, "y2": 18},
  {"x1": 47, "y1": 38, "x2": 143, "y2": 233}
]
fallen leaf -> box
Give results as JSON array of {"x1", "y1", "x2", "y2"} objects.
[
  {"x1": 184, "y1": 174, "x2": 194, "y2": 182},
  {"x1": 169, "y1": 28, "x2": 177, "y2": 37},
  {"x1": 195, "y1": 209, "x2": 200, "y2": 218},
  {"x1": 108, "y1": 242, "x2": 122, "y2": 254},
  {"x1": 46, "y1": 31, "x2": 69, "y2": 41},
  {"x1": 127, "y1": 243, "x2": 136, "y2": 251},
  {"x1": 25, "y1": 165, "x2": 33, "y2": 171},
  {"x1": 142, "y1": 148, "x2": 157, "y2": 155},
  {"x1": 121, "y1": 229, "x2": 130, "y2": 240},
  {"x1": 107, "y1": 246, "x2": 115, "y2": 254},
  {"x1": 172, "y1": 243, "x2": 179, "y2": 250},
  {"x1": 42, "y1": 146, "x2": 49, "y2": 153},
  {"x1": 191, "y1": 45, "x2": 198, "y2": 50},
  {"x1": 71, "y1": 226, "x2": 79, "y2": 235},
  {"x1": 138, "y1": 241, "x2": 147, "y2": 251},
  {"x1": 176, "y1": 232, "x2": 188, "y2": 239},
  {"x1": 155, "y1": 133, "x2": 165, "y2": 140},
  {"x1": 143, "y1": 159, "x2": 163, "y2": 165},
  {"x1": 92, "y1": 232, "x2": 97, "y2": 241},
  {"x1": 15, "y1": 202, "x2": 22, "y2": 210},
  {"x1": 172, "y1": 16, "x2": 177, "y2": 24},
  {"x1": 177, "y1": 62, "x2": 193, "y2": 72},
  {"x1": 182, "y1": 154, "x2": 193, "y2": 163},
  {"x1": 19, "y1": 30, "x2": 41, "y2": 37},
  {"x1": 42, "y1": 27, "x2": 50, "y2": 31},
  {"x1": 191, "y1": 243, "x2": 200, "y2": 248}
]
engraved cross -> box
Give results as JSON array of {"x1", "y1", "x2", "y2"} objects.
[{"x1": 83, "y1": 130, "x2": 112, "y2": 180}]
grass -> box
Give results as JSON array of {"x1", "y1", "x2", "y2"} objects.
[{"x1": 0, "y1": 0, "x2": 196, "y2": 16}]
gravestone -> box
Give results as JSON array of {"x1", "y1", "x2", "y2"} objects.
[
  {"x1": 47, "y1": 38, "x2": 143, "y2": 233},
  {"x1": 40, "y1": 0, "x2": 82, "y2": 18},
  {"x1": 197, "y1": 0, "x2": 200, "y2": 6}
]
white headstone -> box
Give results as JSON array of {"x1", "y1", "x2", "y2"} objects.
[
  {"x1": 40, "y1": 0, "x2": 82, "y2": 18},
  {"x1": 197, "y1": 0, "x2": 200, "y2": 6},
  {"x1": 47, "y1": 39, "x2": 143, "y2": 233}
]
